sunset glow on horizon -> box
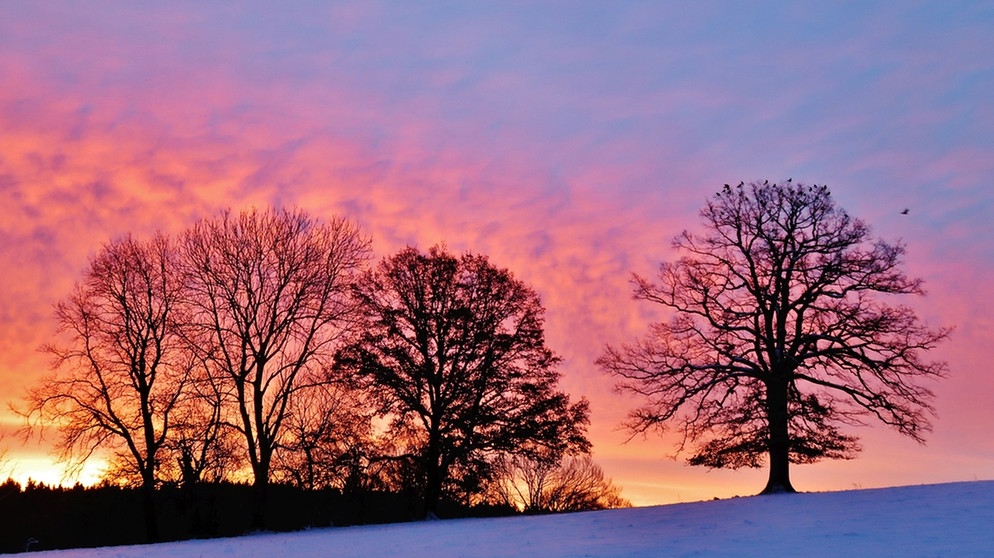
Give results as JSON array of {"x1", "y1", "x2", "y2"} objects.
[{"x1": 2, "y1": 2, "x2": 993, "y2": 506}]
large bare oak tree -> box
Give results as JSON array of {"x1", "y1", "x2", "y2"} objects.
[
  {"x1": 181, "y1": 207, "x2": 369, "y2": 528},
  {"x1": 598, "y1": 181, "x2": 950, "y2": 494},
  {"x1": 337, "y1": 245, "x2": 590, "y2": 517}
]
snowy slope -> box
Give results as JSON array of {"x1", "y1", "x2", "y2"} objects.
[{"x1": 21, "y1": 481, "x2": 994, "y2": 557}]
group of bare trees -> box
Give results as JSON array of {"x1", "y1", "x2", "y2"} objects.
[{"x1": 20, "y1": 208, "x2": 595, "y2": 540}]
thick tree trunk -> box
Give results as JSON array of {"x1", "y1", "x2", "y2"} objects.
[
  {"x1": 140, "y1": 471, "x2": 160, "y2": 542},
  {"x1": 420, "y1": 435, "x2": 444, "y2": 520},
  {"x1": 761, "y1": 377, "x2": 796, "y2": 494},
  {"x1": 422, "y1": 466, "x2": 442, "y2": 519},
  {"x1": 251, "y1": 466, "x2": 270, "y2": 530}
]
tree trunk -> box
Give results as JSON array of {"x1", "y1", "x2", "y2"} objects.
[
  {"x1": 251, "y1": 466, "x2": 270, "y2": 530},
  {"x1": 423, "y1": 467, "x2": 442, "y2": 519},
  {"x1": 421, "y1": 436, "x2": 443, "y2": 519},
  {"x1": 139, "y1": 387, "x2": 160, "y2": 541},
  {"x1": 140, "y1": 471, "x2": 160, "y2": 542},
  {"x1": 761, "y1": 377, "x2": 796, "y2": 494}
]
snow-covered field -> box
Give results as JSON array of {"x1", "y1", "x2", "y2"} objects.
[{"x1": 22, "y1": 481, "x2": 993, "y2": 557}]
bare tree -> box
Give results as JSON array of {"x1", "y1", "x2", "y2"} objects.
[
  {"x1": 21, "y1": 233, "x2": 189, "y2": 541},
  {"x1": 0, "y1": 434, "x2": 12, "y2": 481},
  {"x1": 599, "y1": 181, "x2": 950, "y2": 494},
  {"x1": 181, "y1": 207, "x2": 369, "y2": 528},
  {"x1": 337, "y1": 245, "x2": 590, "y2": 518},
  {"x1": 490, "y1": 453, "x2": 630, "y2": 512},
  {"x1": 162, "y1": 362, "x2": 240, "y2": 488},
  {"x1": 272, "y1": 380, "x2": 376, "y2": 491}
]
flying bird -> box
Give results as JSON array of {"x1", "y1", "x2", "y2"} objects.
[{"x1": 901, "y1": 208, "x2": 910, "y2": 215}]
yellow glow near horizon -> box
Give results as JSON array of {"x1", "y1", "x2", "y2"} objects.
[{"x1": 5, "y1": 453, "x2": 106, "y2": 488}]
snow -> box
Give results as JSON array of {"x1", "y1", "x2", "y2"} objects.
[{"x1": 20, "y1": 481, "x2": 994, "y2": 557}]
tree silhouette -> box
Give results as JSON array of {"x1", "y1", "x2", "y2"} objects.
[
  {"x1": 180, "y1": 207, "x2": 370, "y2": 528},
  {"x1": 272, "y1": 380, "x2": 376, "y2": 491},
  {"x1": 162, "y1": 359, "x2": 241, "y2": 488},
  {"x1": 22, "y1": 233, "x2": 190, "y2": 541},
  {"x1": 337, "y1": 245, "x2": 590, "y2": 517},
  {"x1": 489, "y1": 453, "x2": 630, "y2": 512},
  {"x1": 598, "y1": 181, "x2": 950, "y2": 493}
]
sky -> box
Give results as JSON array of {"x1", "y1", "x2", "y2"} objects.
[{"x1": 1, "y1": 1, "x2": 993, "y2": 506}]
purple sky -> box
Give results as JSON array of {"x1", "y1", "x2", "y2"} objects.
[{"x1": 2, "y1": 2, "x2": 992, "y2": 504}]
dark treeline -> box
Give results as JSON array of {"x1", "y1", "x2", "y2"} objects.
[
  {"x1": 14, "y1": 207, "x2": 627, "y2": 548},
  {"x1": 0, "y1": 478, "x2": 511, "y2": 553}
]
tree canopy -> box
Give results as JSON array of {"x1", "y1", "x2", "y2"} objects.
[{"x1": 337, "y1": 245, "x2": 590, "y2": 516}]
